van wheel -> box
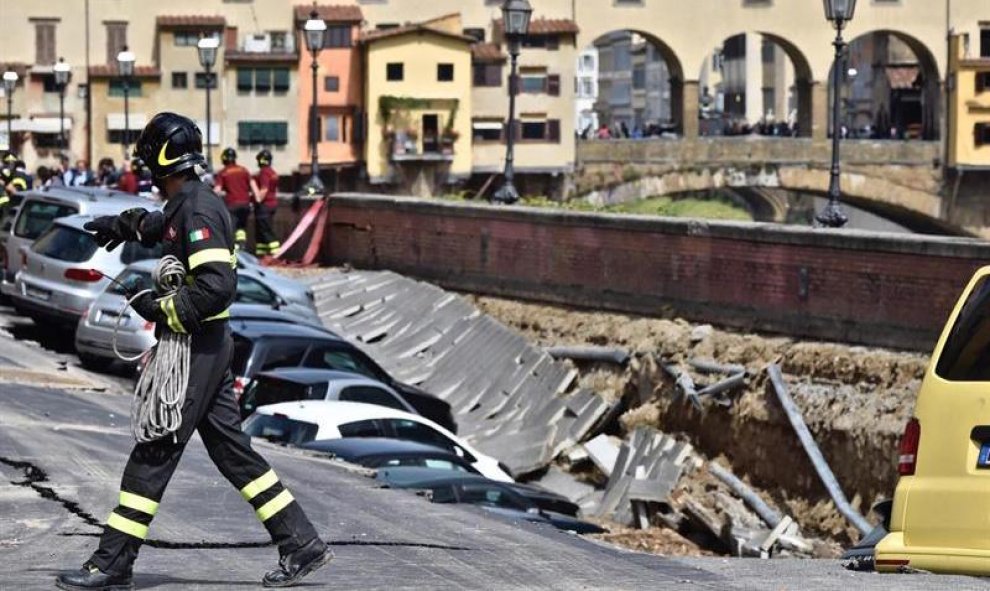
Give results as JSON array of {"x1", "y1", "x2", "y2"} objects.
[{"x1": 78, "y1": 353, "x2": 113, "y2": 372}]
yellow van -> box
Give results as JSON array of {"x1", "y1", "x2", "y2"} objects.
[{"x1": 876, "y1": 267, "x2": 990, "y2": 575}]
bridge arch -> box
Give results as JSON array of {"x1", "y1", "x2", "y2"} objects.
[{"x1": 829, "y1": 29, "x2": 942, "y2": 140}]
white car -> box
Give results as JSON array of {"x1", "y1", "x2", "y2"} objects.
[{"x1": 244, "y1": 400, "x2": 512, "y2": 482}]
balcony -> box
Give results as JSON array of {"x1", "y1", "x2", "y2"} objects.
[
  {"x1": 225, "y1": 32, "x2": 298, "y2": 64},
  {"x1": 388, "y1": 129, "x2": 458, "y2": 162}
]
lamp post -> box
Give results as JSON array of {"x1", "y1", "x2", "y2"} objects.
[
  {"x1": 817, "y1": 0, "x2": 857, "y2": 228},
  {"x1": 116, "y1": 47, "x2": 135, "y2": 160},
  {"x1": 492, "y1": 0, "x2": 532, "y2": 204},
  {"x1": 197, "y1": 35, "x2": 220, "y2": 170},
  {"x1": 2, "y1": 71, "x2": 17, "y2": 153},
  {"x1": 303, "y1": 9, "x2": 327, "y2": 194},
  {"x1": 54, "y1": 58, "x2": 71, "y2": 151}
]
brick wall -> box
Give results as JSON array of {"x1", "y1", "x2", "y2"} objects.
[{"x1": 323, "y1": 194, "x2": 990, "y2": 350}]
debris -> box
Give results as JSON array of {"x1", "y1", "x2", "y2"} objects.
[
  {"x1": 696, "y1": 373, "x2": 747, "y2": 400},
  {"x1": 583, "y1": 434, "x2": 621, "y2": 477},
  {"x1": 662, "y1": 363, "x2": 700, "y2": 410},
  {"x1": 767, "y1": 363, "x2": 872, "y2": 536},
  {"x1": 534, "y1": 466, "x2": 597, "y2": 508},
  {"x1": 707, "y1": 462, "x2": 782, "y2": 528},
  {"x1": 688, "y1": 358, "x2": 747, "y2": 376},
  {"x1": 546, "y1": 345, "x2": 630, "y2": 366},
  {"x1": 689, "y1": 324, "x2": 713, "y2": 343}
]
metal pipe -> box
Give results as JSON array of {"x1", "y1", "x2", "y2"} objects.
[
  {"x1": 545, "y1": 346, "x2": 630, "y2": 365},
  {"x1": 122, "y1": 77, "x2": 130, "y2": 160},
  {"x1": 205, "y1": 63, "x2": 212, "y2": 169},
  {"x1": 708, "y1": 461, "x2": 782, "y2": 528},
  {"x1": 767, "y1": 363, "x2": 871, "y2": 535},
  {"x1": 689, "y1": 358, "x2": 746, "y2": 376}
]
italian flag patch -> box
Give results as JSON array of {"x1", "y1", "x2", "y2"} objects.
[{"x1": 189, "y1": 228, "x2": 211, "y2": 243}]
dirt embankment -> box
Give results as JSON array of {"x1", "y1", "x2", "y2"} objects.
[{"x1": 469, "y1": 295, "x2": 929, "y2": 544}]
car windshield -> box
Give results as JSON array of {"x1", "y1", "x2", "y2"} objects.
[
  {"x1": 241, "y1": 377, "x2": 328, "y2": 416},
  {"x1": 935, "y1": 276, "x2": 990, "y2": 381},
  {"x1": 32, "y1": 226, "x2": 98, "y2": 263},
  {"x1": 242, "y1": 414, "x2": 319, "y2": 446},
  {"x1": 109, "y1": 269, "x2": 153, "y2": 296},
  {"x1": 303, "y1": 344, "x2": 389, "y2": 382},
  {"x1": 14, "y1": 201, "x2": 78, "y2": 239}
]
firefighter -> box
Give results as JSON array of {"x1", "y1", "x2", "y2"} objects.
[
  {"x1": 5, "y1": 158, "x2": 32, "y2": 195},
  {"x1": 0, "y1": 152, "x2": 13, "y2": 212},
  {"x1": 57, "y1": 113, "x2": 332, "y2": 591},
  {"x1": 252, "y1": 149, "x2": 281, "y2": 257},
  {"x1": 213, "y1": 147, "x2": 259, "y2": 249}
]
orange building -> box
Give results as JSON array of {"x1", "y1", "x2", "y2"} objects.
[{"x1": 294, "y1": 4, "x2": 363, "y2": 189}]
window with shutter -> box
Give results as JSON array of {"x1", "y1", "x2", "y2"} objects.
[
  {"x1": 105, "y1": 22, "x2": 127, "y2": 65},
  {"x1": 976, "y1": 123, "x2": 990, "y2": 147},
  {"x1": 255, "y1": 68, "x2": 272, "y2": 92},
  {"x1": 977, "y1": 72, "x2": 990, "y2": 94},
  {"x1": 546, "y1": 36, "x2": 559, "y2": 51},
  {"x1": 35, "y1": 22, "x2": 56, "y2": 65},
  {"x1": 547, "y1": 119, "x2": 561, "y2": 143},
  {"x1": 237, "y1": 69, "x2": 253, "y2": 92},
  {"x1": 547, "y1": 75, "x2": 560, "y2": 96},
  {"x1": 273, "y1": 68, "x2": 290, "y2": 92}
]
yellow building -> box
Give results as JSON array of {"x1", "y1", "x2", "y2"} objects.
[
  {"x1": 360, "y1": 14, "x2": 474, "y2": 193},
  {"x1": 948, "y1": 33, "x2": 990, "y2": 170}
]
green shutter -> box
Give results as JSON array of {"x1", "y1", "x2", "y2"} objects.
[
  {"x1": 273, "y1": 68, "x2": 290, "y2": 92},
  {"x1": 237, "y1": 121, "x2": 252, "y2": 145},
  {"x1": 237, "y1": 69, "x2": 253, "y2": 91},
  {"x1": 255, "y1": 68, "x2": 271, "y2": 91}
]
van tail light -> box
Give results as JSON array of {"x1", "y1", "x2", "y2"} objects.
[
  {"x1": 898, "y1": 418, "x2": 921, "y2": 476},
  {"x1": 142, "y1": 321, "x2": 155, "y2": 332},
  {"x1": 64, "y1": 268, "x2": 103, "y2": 282},
  {"x1": 233, "y1": 376, "x2": 249, "y2": 401}
]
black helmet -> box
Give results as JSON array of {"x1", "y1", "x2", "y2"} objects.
[
  {"x1": 2, "y1": 152, "x2": 16, "y2": 165},
  {"x1": 135, "y1": 112, "x2": 205, "y2": 179},
  {"x1": 256, "y1": 149, "x2": 272, "y2": 166},
  {"x1": 221, "y1": 147, "x2": 237, "y2": 164}
]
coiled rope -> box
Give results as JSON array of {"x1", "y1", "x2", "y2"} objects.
[{"x1": 112, "y1": 255, "x2": 191, "y2": 443}]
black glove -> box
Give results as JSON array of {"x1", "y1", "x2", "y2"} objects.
[
  {"x1": 83, "y1": 215, "x2": 124, "y2": 251},
  {"x1": 130, "y1": 292, "x2": 159, "y2": 324},
  {"x1": 113, "y1": 208, "x2": 148, "y2": 243}
]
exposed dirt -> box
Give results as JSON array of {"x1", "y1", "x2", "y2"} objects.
[{"x1": 468, "y1": 294, "x2": 928, "y2": 548}]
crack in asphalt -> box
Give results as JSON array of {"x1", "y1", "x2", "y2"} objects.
[{"x1": 1, "y1": 457, "x2": 471, "y2": 552}]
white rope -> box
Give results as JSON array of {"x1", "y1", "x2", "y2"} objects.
[{"x1": 112, "y1": 255, "x2": 192, "y2": 443}]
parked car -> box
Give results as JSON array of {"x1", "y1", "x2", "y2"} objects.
[
  {"x1": 230, "y1": 320, "x2": 456, "y2": 432},
  {"x1": 876, "y1": 267, "x2": 990, "y2": 575},
  {"x1": 239, "y1": 368, "x2": 417, "y2": 418},
  {"x1": 243, "y1": 400, "x2": 509, "y2": 481},
  {"x1": 370, "y1": 464, "x2": 580, "y2": 517},
  {"x1": 1, "y1": 187, "x2": 156, "y2": 299},
  {"x1": 10, "y1": 215, "x2": 161, "y2": 325},
  {"x1": 300, "y1": 437, "x2": 477, "y2": 472},
  {"x1": 377, "y1": 467, "x2": 604, "y2": 534},
  {"x1": 74, "y1": 259, "x2": 320, "y2": 370}
]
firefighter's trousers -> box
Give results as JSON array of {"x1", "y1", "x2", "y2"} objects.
[{"x1": 89, "y1": 321, "x2": 319, "y2": 576}]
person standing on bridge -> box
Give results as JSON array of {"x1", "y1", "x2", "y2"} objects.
[
  {"x1": 213, "y1": 147, "x2": 259, "y2": 250},
  {"x1": 56, "y1": 112, "x2": 332, "y2": 591}
]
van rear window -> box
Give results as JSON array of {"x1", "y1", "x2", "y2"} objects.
[
  {"x1": 935, "y1": 277, "x2": 990, "y2": 381},
  {"x1": 15, "y1": 200, "x2": 78, "y2": 239}
]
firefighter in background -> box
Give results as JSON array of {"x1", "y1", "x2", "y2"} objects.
[
  {"x1": 252, "y1": 149, "x2": 281, "y2": 257},
  {"x1": 213, "y1": 147, "x2": 259, "y2": 249},
  {"x1": 116, "y1": 158, "x2": 142, "y2": 195},
  {"x1": 6, "y1": 158, "x2": 32, "y2": 196},
  {"x1": 56, "y1": 113, "x2": 332, "y2": 591},
  {"x1": 0, "y1": 153, "x2": 14, "y2": 212}
]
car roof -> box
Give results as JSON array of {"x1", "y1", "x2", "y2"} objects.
[
  {"x1": 52, "y1": 214, "x2": 101, "y2": 231},
  {"x1": 376, "y1": 466, "x2": 489, "y2": 488},
  {"x1": 257, "y1": 367, "x2": 373, "y2": 384},
  {"x1": 230, "y1": 317, "x2": 339, "y2": 339},
  {"x1": 20, "y1": 187, "x2": 159, "y2": 214},
  {"x1": 256, "y1": 400, "x2": 425, "y2": 427},
  {"x1": 300, "y1": 437, "x2": 453, "y2": 458}
]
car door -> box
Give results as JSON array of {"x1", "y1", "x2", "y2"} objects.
[{"x1": 897, "y1": 269, "x2": 990, "y2": 551}]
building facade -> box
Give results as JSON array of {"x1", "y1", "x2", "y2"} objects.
[
  {"x1": 575, "y1": 47, "x2": 599, "y2": 136},
  {"x1": 948, "y1": 32, "x2": 990, "y2": 170}
]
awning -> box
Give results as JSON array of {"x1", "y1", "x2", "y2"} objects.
[
  {"x1": 472, "y1": 121, "x2": 504, "y2": 130},
  {"x1": 885, "y1": 66, "x2": 919, "y2": 90},
  {"x1": 106, "y1": 113, "x2": 148, "y2": 130},
  {"x1": 10, "y1": 117, "x2": 72, "y2": 133}
]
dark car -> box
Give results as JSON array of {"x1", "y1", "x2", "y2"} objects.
[
  {"x1": 373, "y1": 465, "x2": 580, "y2": 517},
  {"x1": 377, "y1": 467, "x2": 604, "y2": 535},
  {"x1": 230, "y1": 317, "x2": 456, "y2": 433},
  {"x1": 300, "y1": 437, "x2": 477, "y2": 472}
]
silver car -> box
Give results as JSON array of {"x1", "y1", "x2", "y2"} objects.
[
  {"x1": 11, "y1": 215, "x2": 161, "y2": 326},
  {"x1": 1, "y1": 187, "x2": 159, "y2": 298},
  {"x1": 75, "y1": 260, "x2": 321, "y2": 370}
]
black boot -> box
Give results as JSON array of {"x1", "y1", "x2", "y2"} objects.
[
  {"x1": 262, "y1": 538, "x2": 333, "y2": 588},
  {"x1": 55, "y1": 563, "x2": 134, "y2": 591}
]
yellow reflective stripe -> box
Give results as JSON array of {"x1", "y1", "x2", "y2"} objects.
[
  {"x1": 119, "y1": 491, "x2": 158, "y2": 516},
  {"x1": 240, "y1": 469, "x2": 278, "y2": 501},
  {"x1": 256, "y1": 489, "x2": 294, "y2": 522},
  {"x1": 234, "y1": 229, "x2": 247, "y2": 241},
  {"x1": 0, "y1": 196, "x2": 9, "y2": 206},
  {"x1": 11, "y1": 178, "x2": 26, "y2": 190},
  {"x1": 188, "y1": 248, "x2": 233, "y2": 270},
  {"x1": 107, "y1": 512, "x2": 148, "y2": 539},
  {"x1": 205, "y1": 308, "x2": 230, "y2": 322},
  {"x1": 158, "y1": 296, "x2": 186, "y2": 334}
]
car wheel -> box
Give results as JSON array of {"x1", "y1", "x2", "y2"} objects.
[{"x1": 78, "y1": 353, "x2": 113, "y2": 372}]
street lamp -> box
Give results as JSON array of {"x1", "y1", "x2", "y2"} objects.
[
  {"x1": 492, "y1": 0, "x2": 532, "y2": 204},
  {"x1": 197, "y1": 35, "x2": 220, "y2": 170},
  {"x1": 116, "y1": 47, "x2": 135, "y2": 159},
  {"x1": 817, "y1": 0, "x2": 857, "y2": 228},
  {"x1": 303, "y1": 8, "x2": 327, "y2": 195},
  {"x1": 2, "y1": 71, "x2": 17, "y2": 153},
  {"x1": 53, "y1": 58, "x2": 71, "y2": 151}
]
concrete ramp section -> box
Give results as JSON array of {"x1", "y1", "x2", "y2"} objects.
[{"x1": 309, "y1": 270, "x2": 613, "y2": 475}]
